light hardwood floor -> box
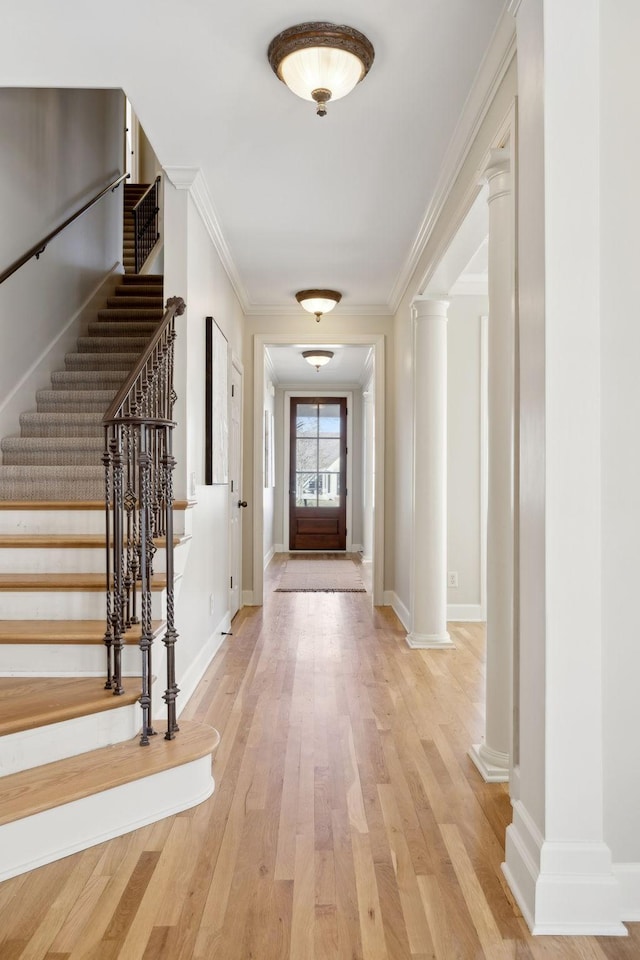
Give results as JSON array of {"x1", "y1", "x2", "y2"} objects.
[{"x1": 0, "y1": 555, "x2": 638, "y2": 959}]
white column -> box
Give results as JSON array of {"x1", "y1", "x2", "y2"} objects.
[
  {"x1": 407, "y1": 298, "x2": 453, "y2": 649},
  {"x1": 470, "y1": 149, "x2": 514, "y2": 783}
]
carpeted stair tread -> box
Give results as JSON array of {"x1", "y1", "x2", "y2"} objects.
[
  {"x1": 76, "y1": 336, "x2": 151, "y2": 354},
  {"x1": 51, "y1": 370, "x2": 129, "y2": 390},
  {"x1": 87, "y1": 322, "x2": 160, "y2": 337},
  {"x1": 106, "y1": 296, "x2": 163, "y2": 309},
  {"x1": 113, "y1": 286, "x2": 163, "y2": 299},
  {"x1": 1, "y1": 436, "x2": 103, "y2": 466},
  {"x1": 36, "y1": 390, "x2": 116, "y2": 413},
  {"x1": 0, "y1": 466, "x2": 104, "y2": 500},
  {"x1": 20, "y1": 412, "x2": 103, "y2": 438},
  {"x1": 120, "y1": 274, "x2": 163, "y2": 284},
  {"x1": 65, "y1": 353, "x2": 136, "y2": 371},
  {"x1": 96, "y1": 308, "x2": 163, "y2": 321}
]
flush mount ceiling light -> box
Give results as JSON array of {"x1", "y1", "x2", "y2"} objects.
[
  {"x1": 302, "y1": 349, "x2": 334, "y2": 372},
  {"x1": 268, "y1": 22, "x2": 375, "y2": 117},
  {"x1": 295, "y1": 289, "x2": 342, "y2": 322}
]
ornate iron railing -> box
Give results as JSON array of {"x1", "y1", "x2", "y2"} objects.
[
  {"x1": 132, "y1": 176, "x2": 161, "y2": 273},
  {"x1": 102, "y1": 294, "x2": 186, "y2": 744}
]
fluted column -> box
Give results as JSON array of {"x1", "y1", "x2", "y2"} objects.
[
  {"x1": 470, "y1": 148, "x2": 514, "y2": 782},
  {"x1": 407, "y1": 298, "x2": 453, "y2": 649}
]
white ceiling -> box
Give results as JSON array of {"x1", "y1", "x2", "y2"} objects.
[
  {"x1": 266, "y1": 343, "x2": 372, "y2": 386},
  {"x1": 1, "y1": 0, "x2": 505, "y2": 314}
]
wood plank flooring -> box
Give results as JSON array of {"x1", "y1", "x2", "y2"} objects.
[{"x1": 0, "y1": 555, "x2": 638, "y2": 959}]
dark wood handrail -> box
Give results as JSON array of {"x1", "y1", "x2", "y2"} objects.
[
  {"x1": 131, "y1": 175, "x2": 161, "y2": 215},
  {"x1": 0, "y1": 172, "x2": 130, "y2": 286},
  {"x1": 103, "y1": 295, "x2": 186, "y2": 424}
]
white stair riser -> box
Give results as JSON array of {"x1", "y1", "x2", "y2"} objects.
[
  {"x1": 0, "y1": 639, "x2": 165, "y2": 677},
  {"x1": 0, "y1": 757, "x2": 214, "y2": 882},
  {"x1": 0, "y1": 701, "x2": 140, "y2": 777},
  {"x1": 0, "y1": 588, "x2": 167, "y2": 620},
  {"x1": 0, "y1": 509, "x2": 190, "y2": 536},
  {"x1": 0, "y1": 543, "x2": 188, "y2": 575}
]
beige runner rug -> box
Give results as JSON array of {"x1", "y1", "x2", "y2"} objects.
[{"x1": 275, "y1": 558, "x2": 366, "y2": 593}]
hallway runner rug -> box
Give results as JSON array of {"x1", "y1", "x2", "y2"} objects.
[{"x1": 275, "y1": 558, "x2": 366, "y2": 593}]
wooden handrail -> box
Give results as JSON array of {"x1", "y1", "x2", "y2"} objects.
[
  {"x1": 103, "y1": 295, "x2": 186, "y2": 424},
  {"x1": 0, "y1": 172, "x2": 130, "y2": 286}
]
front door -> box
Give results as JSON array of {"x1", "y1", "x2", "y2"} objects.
[{"x1": 289, "y1": 397, "x2": 347, "y2": 550}]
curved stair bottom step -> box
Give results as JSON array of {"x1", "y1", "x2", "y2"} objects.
[{"x1": 0, "y1": 720, "x2": 219, "y2": 882}]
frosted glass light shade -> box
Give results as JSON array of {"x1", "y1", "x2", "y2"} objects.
[
  {"x1": 279, "y1": 47, "x2": 364, "y2": 103},
  {"x1": 268, "y1": 22, "x2": 374, "y2": 117},
  {"x1": 302, "y1": 350, "x2": 334, "y2": 371},
  {"x1": 296, "y1": 289, "x2": 342, "y2": 321}
]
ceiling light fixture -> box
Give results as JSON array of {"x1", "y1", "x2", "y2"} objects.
[
  {"x1": 268, "y1": 22, "x2": 375, "y2": 117},
  {"x1": 295, "y1": 289, "x2": 342, "y2": 322},
  {"x1": 302, "y1": 350, "x2": 334, "y2": 372}
]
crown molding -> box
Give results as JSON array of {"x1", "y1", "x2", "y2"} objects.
[
  {"x1": 388, "y1": 8, "x2": 516, "y2": 314},
  {"x1": 163, "y1": 165, "x2": 251, "y2": 313}
]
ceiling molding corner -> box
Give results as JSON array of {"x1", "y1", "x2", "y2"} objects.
[
  {"x1": 387, "y1": 8, "x2": 516, "y2": 315},
  {"x1": 164, "y1": 166, "x2": 251, "y2": 314}
]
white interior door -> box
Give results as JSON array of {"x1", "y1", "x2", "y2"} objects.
[{"x1": 229, "y1": 360, "x2": 244, "y2": 619}]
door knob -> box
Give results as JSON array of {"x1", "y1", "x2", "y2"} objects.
[{"x1": 238, "y1": 500, "x2": 248, "y2": 508}]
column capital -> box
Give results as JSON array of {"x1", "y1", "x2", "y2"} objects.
[
  {"x1": 483, "y1": 148, "x2": 511, "y2": 201},
  {"x1": 411, "y1": 296, "x2": 450, "y2": 322}
]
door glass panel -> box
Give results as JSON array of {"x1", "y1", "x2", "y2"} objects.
[
  {"x1": 296, "y1": 405, "x2": 318, "y2": 437},
  {"x1": 318, "y1": 404, "x2": 341, "y2": 437},
  {"x1": 296, "y1": 438, "x2": 317, "y2": 473},
  {"x1": 296, "y1": 472, "x2": 318, "y2": 507}
]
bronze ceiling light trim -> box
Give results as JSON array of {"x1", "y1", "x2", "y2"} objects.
[
  {"x1": 295, "y1": 289, "x2": 342, "y2": 321},
  {"x1": 268, "y1": 22, "x2": 375, "y2": 117},
  {"x1": 302, "y1": 349, "x2": 335, "y2": 372}
]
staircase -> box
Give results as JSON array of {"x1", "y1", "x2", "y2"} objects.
[
  {"x1": 0, "y1": 249, "x2": 217, "y2": 881},
  {"x1": 123, "y1": 182, "x2": 148, "y2": 274}
]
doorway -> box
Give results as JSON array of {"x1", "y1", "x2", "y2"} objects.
[
  {"x1": 252, "y1": 334, "x2": 386, "y2": 607},
  {"x1": 289, "y1": 397, "x2": 347, "y2": 550}
]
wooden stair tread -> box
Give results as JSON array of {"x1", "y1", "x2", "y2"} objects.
[
  {"x1": 0, "y1": 619, "x2": 165, "y2": 643},
  {"x1": 0, "y1": 720, "x2": 219, "y2": 827},
  {"x1": 0, "y1": 676, "x2": 142, "y2": 736},
  {"x1": 0, "y1": 572, "x2": 171, "y2": 590},
  {"x1": 0, "y1": 500, "x2": 196, "y2": 510},
  {"x1": 0, "y1": 534, "x2": 190, "y2": 548}
]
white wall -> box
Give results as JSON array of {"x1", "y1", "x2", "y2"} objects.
[
  {"x1": 0, "y1": 87, "x2": 124, "y2": 438},
  {"x1": 600, "y1": 0, "x2": 640, "y2": 870},
  {"x1": 447, "y1": 295, "x2": 486, "y2": 613},
  {"x1": 163, "y1": 179, "x2": 245, "y2": 706}
]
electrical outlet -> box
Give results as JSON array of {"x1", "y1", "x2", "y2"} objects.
[{"x1": 447, "y1": 571, "x2": 458, "y2": 588}]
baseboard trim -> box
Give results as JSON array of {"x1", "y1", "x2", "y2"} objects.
[
  {"x1": 383, "y1": 591, "x2": 410, "y2": 632},
  {"x1": 503, "y1": 800, "x2": 627, "y2": 935},
  {"x1": 177, "y1": 612, "x2": 229, "y2": 714},
  {"x1": 264, "y1": 546, "x2": 275, "y2": 569},
  {"x1": 274, "y1": 543, "x2": 285, "y2": 553},
  {"x1": 406, "y1": 631, "x2": 455, "y2": 650},
  {"x1": 614, "y1": 864, "x2": 640, "y2": 921},
  {"x1": 469, "y1": 743, "x2": 510, "y2": 782},
  {"x1": 447, "y1": 603, "x2": 483, "y2": 621}
]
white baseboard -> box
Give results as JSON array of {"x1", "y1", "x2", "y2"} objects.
[
  {"x1": 177, "y1": 612, "x2": 230, "y2": 714},
  {"x1": 614, "y1": 863, "x2": 640, "y2": 921},
  {"x1": 274, "y1": 543, "x2": 286, "y2": 553},
  {"x1": 242, "y1": 590, "x2": 255, "y2": 606},
  {"x1": 469, "y1": 743, "x2": 509, "y2": 782},
  {"x1": 264, "y1": 546, "x2": 275, "y2": 569},
  {"x1": 350, "y1": 543, "x2": 364, "y2": 554},
  {"x1": 447, "y1": 603, "x2": 484, "y2": 621},
  {"x1": 383, "y1": 591, "x2": 410, "y2": 632},
  {"x1": 406, "y1": 631, "x2": 455, "y2": 650},
  {"x1": 503, "y1": 800, "x2": 627, "y2": 935}
]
